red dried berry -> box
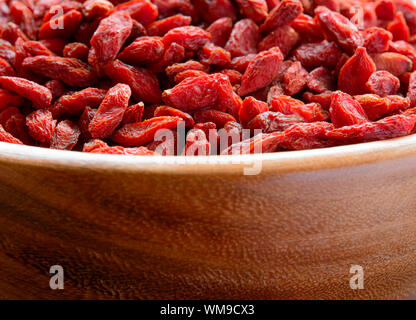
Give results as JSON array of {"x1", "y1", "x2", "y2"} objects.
[
  {"x1": 90, "y1": 12, "x2": 133, "y2": 64},
  {"x1": 206, "y1": 17, "x2": 233, "y2": 47},
  {"x1": 293, "y1": 40, "x2": 343, "y2": 68},
  {"x1": 122, "y1": 102, "x2": 144, "y2": 124},
  {"x1": 26, "y1": 109, "x2": 56, "y2": 144},
  {"x1": 362, "y1": 27, "x2": 393, "y2": 54},
  {"x1": 89, "y1": 84, "x2": 131, "y2": 139},
  {"x1": 50, "y1": 120, "x2": 80, "y2": 150},
  {"x1": 366, "y1": 71, "x2": 400, "y2": 97},
  {"x1": 60, "y1": 88, "x2": 107, "y2": 115},
  {"x1": 104, "y1": 59, "x2": 161, "y2": 103},
  {"x1": 193, "y1": 0, "x2": 237, "y2": 23},
  {"x1": 0, "y1": 76, "x2": 52, "y2": 108},
  {"x1": 330, "y1": 91, "x2": 369, "y2": 128},
  {"x1": 338, "y1": 47, "x2": 376, "y2": 95},
  {"x1": 112, "y1": 116, "x2": 183, "y2": 146},
  {"x1": 162, "y1": 26, "x2": 212, "y2": 51},
  {"x1": 162, "y1": 73, "x2": 233, "y2": 112},
  {"x1": 375, "y1": 0, "x2": 396, "y2": 21},
  {"x1": 327, "y1": 113, "x2": 416, "y2": 143},
  {"x1": 372, "y1": 52, "x2": 412, "y2": 76},
  {"x1": 282, "y1": 61, "x2": 309, "y2": 95},
  {"x1": 239, "y1": 47, "x2": 284, "y2": 96},
  {"x1": 225, "y1": 19, "x2": 260, "y2": 57},
  {"x1": 235, "y1": 0, "x2": 268, "y2": 23},
  {"x1": 260, "y1": 0, "x2": 303, "y2": 34},
  {"x1": 119, "y1": 36, "x2": 165, "y2": 65},
  {"x1": 182, "y1": 129, "x2": 211, "y2": 156},
  {"x1": 39, "y1": 10, "x2": 82, "y2": 40},
  {"x1": 22, "y1": 56, "x2": 96, "y2": 87},
  {"x1": 63, "y1": 42, "x2": 90, "y2": 62},
  {"x1": 82, "y1": 0, "x2": 114, "y2": 20},
  {"x1": 147, "y1": 14, "x2": 192, "y2": 36},
  {"x1": 315, "y1": 6, "x2": 363, "y2": 54},
  {"x1": 0, "y1": 124, "x2": 23, "y2": 144},
  {"x1": 387, "y1": 12, "x2": 410, "y2": 41},
  {"x1": 110, "y1": 0, "x2": 158, "y2": 26},
  {"x1": 154, "y1": 106, "x2": 194, "y2": 128},
  {"x1": 257, "y1": 25, "x2": 299, "y2": 58}
]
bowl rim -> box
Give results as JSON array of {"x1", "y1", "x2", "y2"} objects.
[{"x1": 1, "y1": 134, "x2": 416, "y2": 175}]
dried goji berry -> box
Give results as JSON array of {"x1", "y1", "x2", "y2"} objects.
[
  {"x1": 82, "y1": 0, "x2": 114, "y2": 20},
  {"x1": 90, "y1": 145, "x2": 155, "y2": 155},
  {"x1": 307, "y1": 67, "x2": 335, "y2": 93},
  {"x1": 239, "y1": 47, "x2": 283, "y2": 96},
  {"x1": 315, "y1": 6, "x2": 363, "y2": 54},
  {"x1": 79, "y1": 106, "x2": 96, "y2": 141},
  {"x1": 162, "y1": 26, "x2": 212, "y2": 51},
  {"x1": 372, "y1": 52, "x2": 412, "y2": 76},
  {"x1": 260, "y1": 0, "x2": 303, "y2": 34},
  {"x1": 174, "y1": 70, "x2": 208, "y2": 83},
  {"x1": 206, "y1": 17, "x2": 233, "y2": 47},
  {"x1": 354, "y1": 94, "x2": 390, "y2": 120},
  {"x1": 362, "y1": 27, "x2": 393, "y2": 54},
  {"x1": 220, "y1": 132, "x2": 282, "y2": 155},
  {"x1": 282, "y1": 61, "x2": 309, "y2": 96},
  {"x1": 338, "y1": 47, "x2": 376, "y2": 95},
  {"x1": 63, "y1": 42, "x2": 89, "y2": 62},
  {"x1": 198, "y1": 45, "x2": 231, "y2": 66},
  {"x1": 162, "y1": 73, "x2": 233, "y2": 112},
  {"x1": 257, "y1": 25, "x2": 299, "y2": 58},
  {"x1": 110, "y1": 0, "x2": 158, "y2": 26},
  {"x1": 111, "y1": 116, "x2": 183, "y2": 146},
  {"x1": 0, "y1": 124, "x2": 23, "y2": 144},
  {"x1": 193, "y1": 0, "x2": 236, "y2": 23},
  {"x1": 104, "y1": 59, "x2": 161, "y2": 103},
  {"x1": 0, "y1": 88, "x2": 24, "y2": 111},
  {"x1": 235, "y1": 0, "x2": 268, "y2": 23},
  {"x1": 225, "y1": 19, "x2": 260, "y2": 58},
  {"x1": 375, "y1": 0, "x2": 396, "y2": 21},
  {"x1": 271, "y1": 95, "x2": 329, "y2": 122},
  {"x1": 154, "y1": 105, "x2": 194, "y2": 127},
  {"x1": 83, "y1": 138, "x2": 108, "y2": 152},
  {"x1": 50, "y1": 119, "x2": 80, "y2": 150},
  {"x1": 193, "y1": 109, "x2": 236, "y2": 128},
  {"x1": 293, "y1": 40, "x2": 343, "y2": 68},
  {"x1": 90, "y1": 12, "x2": 132, "y2": 64},
  {"x1": 60, "y1": 88, "x2": 107, "y2": 115},
  {"x1": 122, "y1": 102, "x2": 144, "y2": 124},
  {"x1": 0, "y1": 58, "x2": 15, "y2": 77},
  {"x1": 181, "y1": 128, "x2": 211, "y2": 156},
  {"x1": 330, "y1": 91, "x2": 369, "y2": 127},
  {"x1": 88, "y1": 83, "x2": 131, "y2": 139},
  {"x1": 22, "y1": 56, "x2": 96, "y2": 87},
  {"x1": 387, "y1": 12, "x2": 410, "y2": 41},
  {"x1": 247, "y1": 111, "x2": 303, "y2": 133},
  {"x1": 10, "y1": 1, "x2": 36, "y2": 40},
  {"x1": 147, "y1": 14, "x2": 192, "y2": 36},
  {"x1": 26, "y1": 109, "x2": 56, "y2": 144},
  {"x1": 366, "y1": 70, "x2": 400, "y2": 97},
  {"x1": 118, "y1": 36, "x2": 165, "y2": 65},
  {"x1": 0, "y1": 76, "x2": 52, "y2": 108},
  {"x1": 327, "y1": 112, "x2": 416, "y2": 143},
  {"x1": 38, "y1": 10, "x2": 82, "y2": 40},
  {"x1": 291, "y1": 14, "x2": 325, "y2": 43}
]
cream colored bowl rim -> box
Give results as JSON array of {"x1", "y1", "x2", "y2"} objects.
[{"x1": 1, "y1": 134, "x2": 416, "y2": 175}]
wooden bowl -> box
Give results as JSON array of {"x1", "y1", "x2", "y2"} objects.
[{"x1": 0, "y1": 136, "x2": 415, "y2": 300}]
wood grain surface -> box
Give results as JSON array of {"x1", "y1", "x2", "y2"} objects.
[{"x1": 0, "y1": 137, "x2": 415, "y2": 300}]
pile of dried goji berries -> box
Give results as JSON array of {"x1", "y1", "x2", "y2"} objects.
[{"x1": 1, "y1": 0, "x2": 416, "y2": 156}]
